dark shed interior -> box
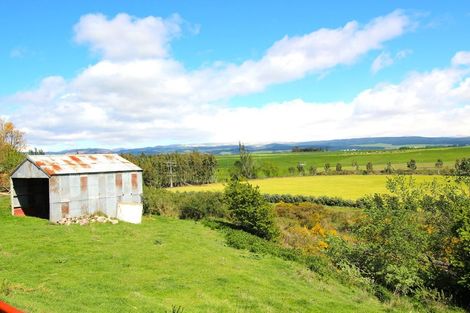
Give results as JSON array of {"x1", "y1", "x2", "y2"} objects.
[{"x1": 12, "y1": 178, "x2": 49, "y2": 219}]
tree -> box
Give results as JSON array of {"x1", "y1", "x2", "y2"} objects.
[
  {"x1": 0, "y1": 118, "x2": 25, "y2": 151},
  {"x1": 288, "y1": 167, "x2": 296, "y2": 175},
  {"x1": 28, "y1": 148, "x2": 45, "y2": 155},
  {"x1": 335, "y1": 163, "x2": 342, "y2": 172},
  {"x1": 259, "y1": 161, "x2": 279, "y2": 178},
  {"x1": 0, "y1": 118, "x2": 26, "y2": 191},
  {"x1": 297, "y1": 162, "x2": 305, "y2": 176},
  {"x1": 407, "y1": 159, "x2": 417, "y2": 172},
  {"x1": 455, "y1": 158, "x2": 470, "y2": 193},
  {"x1": 366, "y1": 162, "x2": 373, "y2": 173},
  {"x1": 352, "y1": 160, "x2": 359, "y2": 173},
  {"x1": 224, "y1": 179, "x2": 279, "y2": 240},
  {"x1": 233, "y1": 142, "x2": 256, "y2": 179},
  {"x1": 384, "y1": 162, "x2": 393, "y2": 174},
  {"x1": 435, "y1": 159, "x2": 444, "y2": 174},
  {"x1": 308, "y1": 165, "x2": 317, "y2": 176},
  {"x1": 324, "y1": 163, "x2": 331, "y2": 174}
]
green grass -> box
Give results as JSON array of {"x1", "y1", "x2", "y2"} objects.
[
  {"x1": 171, "y1": 175, "x2": 440, "y2": 199},
  {"x1": 0, "y1": 196, "x2": 428, "y2": 313},
  {"x1": 215, "y1": 146, "x2": 470, "y2": 178}
]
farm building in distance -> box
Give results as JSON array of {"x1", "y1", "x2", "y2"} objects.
[{"x1": 10, "y1": 154, "x2": 143, "y2": 223}]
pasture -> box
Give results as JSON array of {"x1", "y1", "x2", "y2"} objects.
[
  {"x1": 0, "y1": 196, "x2": 410, "y2": 313},
  {"x1": 171, "y1": 175, "x2": 441, "y2": 199},
  {"x1": 215, "y1": 146, "x2": 470, "y2": 178}
]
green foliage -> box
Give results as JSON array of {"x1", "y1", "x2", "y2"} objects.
[
  {"x1": 0, "y1": 145, "x2": 25, "y2": 191},
  {"x1": 330, "y1": 175, "x2": 470, "y2": 305},
  {"x1": 232, "y1": 142, "x2": 257, "y2": 179},
  {"x1": 143, "y1": 186, "x2": 181, "y2": 216},
  {"x1": 384, "y1": 162, "x2": 393, "y2": 174},
  {"x1": 366, "y1": 162, "x2": 373, "y2": 173},
  {"x1": 407, "y1": 159, "x2": 417, "y2": 171},
  {"x1": 258, "y1": 161, "x2": 279, "y2": 178},
  {"x1": 263, "y1": 193, "x2": 364, "y2": 208},
  {"x1": 435, "y1": 159, "x2": 444, "y2": 174},
  {"x1": 296, "y1": 162, "x2": 305, "y2": 175},
  {"x1": 179, "y1": 192, "x2": 227, "y2": 221},
  {"x1": 308, "y1": 165, "x2": 317, "y2": 175},
  {"x1": 143, "y1": 186, "x2": 228, "y2": 220},
  {"x1": 205, "y1": 220, "x2": 331, "y2": 276},
  {"x1": 454, "y1": 158, "x2": 470, "y2": 190},
  {"x1": 336, "y1": 163, "x2": 342, "y2": 172},
  {"x1": 324, "y1": 163, "x2": 330, "y2": 173},
  {"x1": 224, "y1": 179, "x2": 279, "y2": 240},
  {"x1": 287, "y1": 166, "x2": 295, "y2": 175},
  {"x1": 124, "y1": 152, "x2": 217, "y2": 188}
]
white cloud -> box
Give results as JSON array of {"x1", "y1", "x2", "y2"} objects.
[
  {"x1": 74, "y1": 13, "x2": 182, "y2": 60},
  {"x1": 371, "y1": 52, "x2": 394, "y2": 74},
  {"x1": 452, "y1": 51, "x2": 470, "y2": 66},
  {"x1": 371, "y1": 49, "x2": 412, "y2": 74},
  {"x1": 6, "y1": 10, "x2": 452, "y2": 150}
]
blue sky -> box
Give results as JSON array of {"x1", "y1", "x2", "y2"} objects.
[{"x1": 1, "y1": 1, "x2": 470, "y2": 150}]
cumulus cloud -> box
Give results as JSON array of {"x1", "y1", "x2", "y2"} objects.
[
  {"x1": 8, "y1": 10, "x2": 464, "y2": 150},
  {"x1": 452, "y1": 51, "x2": 470, "y2": 66},
  {"x1": 74, "y1": 13, "x2": 182, "y2": 60}
]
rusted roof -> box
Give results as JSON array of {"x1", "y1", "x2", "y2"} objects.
[{"x1": 26, "y1": 154, "x2": 142, "y2": 176}]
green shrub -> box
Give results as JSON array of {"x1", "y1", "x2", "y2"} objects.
[
  {"x1": 263, "y1": 193, "x2": 363, "y2": 208},
  {"x1": 179, "y1": 192, "x2": 227, "y2": 220},
  {"x1": 224, "y1": 179, "x2": 279, "y2": 240},
  {"x1": 205, "y1": 221, "x2": 331, "y2": 276},
  {"x1": 143, "y1": 186, "x2": 180, "y2": 216},
  {"x1": 143, "y1": 187, "x2": 228, "y2": 220}
]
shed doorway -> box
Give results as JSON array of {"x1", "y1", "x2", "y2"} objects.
[{"x1": 12, "y1": 178, "x2": 49, "y2": 219}]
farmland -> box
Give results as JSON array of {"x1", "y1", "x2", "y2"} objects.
[
  {"x1": 0, "y1": 196, "x2": 427, "y2": 313},
  {"x1": 214, "y1": 146, "x2": 470, "y2": 179},
  {"x1": 171, "y1": 175, "x2": 442, "y2": 199}
]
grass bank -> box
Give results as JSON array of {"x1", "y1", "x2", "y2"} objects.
[{"x1": 0, "y1": 196, "x2": 416, "y2": 313}]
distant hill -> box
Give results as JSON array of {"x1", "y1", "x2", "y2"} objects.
[{"x1": 52, "y1": 136, "x2": 470, "y2": 155}]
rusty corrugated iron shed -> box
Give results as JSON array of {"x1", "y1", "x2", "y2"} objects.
[{"x1": 26, "y1": 154, "x2": 142, "y2": 176}]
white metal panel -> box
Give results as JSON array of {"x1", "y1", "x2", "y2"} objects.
[
  {"x1": 59, "y1": 176, "x2": 70, "y2": 202},
  {"x1": 11, "y1": 160, "x2": 48, "y2": 178},
  {"x1": 88, "y1": 175, "x2": 99, "y2": 199}
]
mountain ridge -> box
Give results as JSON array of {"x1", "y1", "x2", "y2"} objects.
[{"x1": 50, "y1": 136, "x2": 470, "y2": 155}]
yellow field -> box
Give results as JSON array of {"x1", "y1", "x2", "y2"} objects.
[{"x1": 170, "y1": 175, "x2": 442, "y2": 199}]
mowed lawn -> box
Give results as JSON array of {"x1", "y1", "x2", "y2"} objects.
[
  {"x1": 171, "y1": 175, "x2": 440, "y2": 199},
  {"x1": 0, "y1": 196, "x2": 404, "y2": 313}
]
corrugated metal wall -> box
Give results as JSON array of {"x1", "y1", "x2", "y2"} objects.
[{"x1": 49, "y1": 171, "x2": 143, "y2": 222}]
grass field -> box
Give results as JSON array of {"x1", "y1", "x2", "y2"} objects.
[
  {"x1": 171, "y1": 175, "x2": 440, "y2": 199},
  {"x1": 215, "y1": 146, "x2": 470, "y2": 178},
  {"x1": 0, "y1": 196, "x2": 432, "y2": 313}
]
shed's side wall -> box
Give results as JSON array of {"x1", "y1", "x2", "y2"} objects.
[{"x1": 49, "y1": 171, "x2": 142, "y2": 222}]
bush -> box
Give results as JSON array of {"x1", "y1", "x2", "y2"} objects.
[
  {"x1": 179, "y1": 192, "x2": 227, "y2": 220},
  {"x1": 224, "y1": 179, "x2": 279, "y2": 240},
  {"x1": 143, "y1": 187, "x2": 228, "y2": 220},
  {"x1": 263, "y1": 193, "x2": 364, "y2": 208},
  {"x1": 143, "y1": 186, "x2": 180, "y2": 216},
  {"x1": 204, "y1": 220, "x2": 331, "y2": 276}
]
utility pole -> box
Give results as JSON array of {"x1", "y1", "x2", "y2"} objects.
[{"x1": 165, "y1": 160, "x2": 176, "y2": 188}]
